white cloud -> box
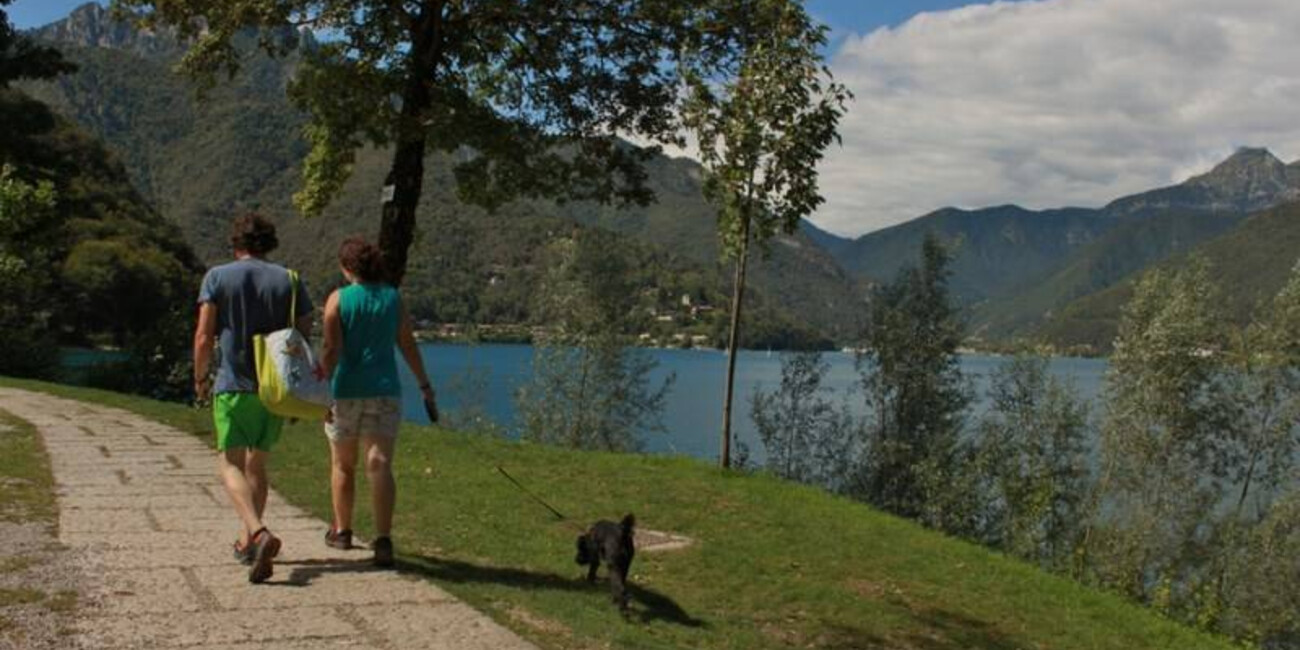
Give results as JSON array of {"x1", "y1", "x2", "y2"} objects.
[{"x1": 813, "y1": 0, "x2": 1300, "y2": 237}]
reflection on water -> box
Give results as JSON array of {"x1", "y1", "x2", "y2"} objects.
[{"x1": 395, "y1": 344, "x2": 1108, "y2": 464}]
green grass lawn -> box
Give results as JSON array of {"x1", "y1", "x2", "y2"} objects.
[{"x1": 0, "y1": 377, "x2": 1238, "y2": 650}]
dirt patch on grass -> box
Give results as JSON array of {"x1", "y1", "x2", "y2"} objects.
[
  {"x1": 846, "y1": 578, "x2": 889, "y2": 600},
  {"x1": 507, "y1": 605, "x2": 572, "y2": 636},
  {"x1": 636, "y1": 528, "x2": 694, "y2": 553}
]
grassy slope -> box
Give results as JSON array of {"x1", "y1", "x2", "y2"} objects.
[{"x1": 0, "y1": 378, "x2": 1236, "y2": 650}]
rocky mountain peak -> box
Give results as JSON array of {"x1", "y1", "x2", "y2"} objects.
[
  {"x1": 32, "y1": 3, "x2": 316, "y2": 63},
  {"x1": 1188, "y1": 146, "x2": 1288, "y2": 191},
  {"x1": 1106, "y1": 146, "x2": 1300, "y2": 216},
  {"x1": 31, "y1": 2, "x2": 177, "y2": 56}
]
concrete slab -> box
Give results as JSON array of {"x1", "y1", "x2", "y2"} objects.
[
  {"x1": 74, "y1": 606, "x2": 356, "y2": 647},
  {"x1": 353, "y1": 601, "x2": 538, "y2": 650}
]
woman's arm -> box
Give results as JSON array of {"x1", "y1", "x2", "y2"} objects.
[
  {"x1": 396, "y1": 297, "x2": 435, "y2": 401},
  {"x1": 320, "y1": 290, "x2": 343, "y2": 379}
]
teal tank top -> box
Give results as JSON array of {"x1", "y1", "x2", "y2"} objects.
[{"x1": 332, "y1": 283, "x2": 402, "y2": 399}]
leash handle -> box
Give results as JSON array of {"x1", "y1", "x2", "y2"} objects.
[{"x1": 495, "y1": 466, "x2": 566, "y2": 521}]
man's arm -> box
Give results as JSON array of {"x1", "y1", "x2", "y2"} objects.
[
  {"x1": 295, "y1": 275, "x2": 315, "y2": 340},
  {"x1": 193, "y1": 302, "x2": 218, "y2": 399},
  {"x1": 295, "y1": 313, "x2": 314, "y2": 340}
]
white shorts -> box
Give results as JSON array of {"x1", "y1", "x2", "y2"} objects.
[{"x1": 325, "y1": 398, "x2": 401, "y2": 442}]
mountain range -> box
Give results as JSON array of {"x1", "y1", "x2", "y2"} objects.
[
  {"x1": 24, "y1": 3, "x2": 1300, "y2": 353},
  {"x1": 809, "y1": 146, "x2": 1300, "y2": 350}
]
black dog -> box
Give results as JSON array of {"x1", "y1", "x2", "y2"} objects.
[{"x1": 575, "y1": 513, "x2": 636, "y2": 611}]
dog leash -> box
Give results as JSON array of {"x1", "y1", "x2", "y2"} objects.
[
  {"x1": 449, "y1": 434, "x2": 585, "y2": 530},
  {"x1": 494, "y1": 465, "x2": 567, "y2": 521}
]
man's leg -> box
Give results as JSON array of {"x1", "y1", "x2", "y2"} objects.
[
  {"x1": 244, "y1": 448, "x2": 270, "y2": 522},
  {"x1": 363, "y1": 436, "x2": 397, "y2": 538},
  {"x1": 329, "y1": 436, "x2": 360, "y2": 532},
  {"x1": 218, "y1": 446, "x2": 265, "y2": 542}
]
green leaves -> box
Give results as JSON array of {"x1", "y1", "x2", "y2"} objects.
[
  {"x1": 517, "y1": 229, "x2": 674, "y2": 452},
  {"x1": 0, "y1": 166, "x2": 61, "y2": 377},
  {"x1": 0, "y1": 165, "x2": 58, "y2": 249},
  {"x1": 751, "y1": 350, "x2": 858, "y2": 491},
  {"x1": 115, "y1": 0, "x2": 697, "y2": 216},
  {"x1": 1092, "y1": 256, "x2": 1300, "y2": 641},
  {"x1": 854, "y1": 234, "x2": 969, "y2": 523},
  {"x1": 680, "y1": 0, "x2": 849, "y2": 261}
]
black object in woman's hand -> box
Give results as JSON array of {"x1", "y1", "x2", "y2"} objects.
[{"x1": 423, "y1": 396, "x2": 439, "y2": 424}]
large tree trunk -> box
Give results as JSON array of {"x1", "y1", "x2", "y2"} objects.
[
  {"x1": 720, "y1": 218, "x2": 752, "y2": 469},
  {"x1": 378, "y1": 1, "x2": 444, "y2": 286},
  {"x1": 379, "y1": 140, "x2": 425, "y2": 286}
]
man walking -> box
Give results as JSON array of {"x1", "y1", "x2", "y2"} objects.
[{"x1": 193, "y1": 214, "x2": 313, "y2": 583}]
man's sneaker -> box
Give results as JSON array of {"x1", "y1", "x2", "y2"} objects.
[
  {"x1": 233, "y1": 539, "x2": 254, "y2": 565},
  {"x1": 248, "y1": 527, "x2": 281, "y2": 584},
  {"x1": 325, "y1": 527, "x2": 353, "y2": 550},
  {"x1": 373, "y1": 536, "x2": 394, "y2": 568}
]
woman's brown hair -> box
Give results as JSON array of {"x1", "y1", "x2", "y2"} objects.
[{"x1": 338, "y1": 236, "x2": 387, "y2": 283}]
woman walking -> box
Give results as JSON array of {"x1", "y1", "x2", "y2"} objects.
[{"x1": 319, "y1": 236, "x2": 436, "y2": 566}]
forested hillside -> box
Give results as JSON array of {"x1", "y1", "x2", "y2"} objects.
[
  {"x1": 0, "y1": 81, "x2": 202, "y2": 388},
  {"x1": 1039, "y1": 199, "x2": 1300, "y2": 351},
  {"x1": 23, "y1": 3, "x2": 863, "y2": 347}
]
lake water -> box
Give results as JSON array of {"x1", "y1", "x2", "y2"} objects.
[{"x1": 394, "y1": 344, "x2": 1109, "y2": 464}]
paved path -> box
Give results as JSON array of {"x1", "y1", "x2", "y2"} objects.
[{"x1": 0, "y1": 388, "x2": 538, "y2": 650}]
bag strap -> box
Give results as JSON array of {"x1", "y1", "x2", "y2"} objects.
[{"x1": 287, "y1": 269, "x2": 299, "y2": 328}]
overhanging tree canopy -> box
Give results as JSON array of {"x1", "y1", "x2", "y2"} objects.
[{"x1": 113, "y1": 0, "x2": 736, "y2": 283}]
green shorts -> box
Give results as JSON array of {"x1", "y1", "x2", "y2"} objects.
[{"x1": 213, "y1": 393, "x2": 283, "y2": 452}]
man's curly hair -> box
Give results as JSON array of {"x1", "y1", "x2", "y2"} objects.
[{"x1": 230, "y1": 213, "x2": 279, "y2": 255}]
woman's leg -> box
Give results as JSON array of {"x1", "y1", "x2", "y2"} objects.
[
  {"x1": 363, "y1": 435, "x2": 397, "y2": 537},
  {"x1": 329, "y1": 436, "x2": 360, "y2": 532}
]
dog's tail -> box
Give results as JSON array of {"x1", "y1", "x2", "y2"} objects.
[{"x1": 620, "y1": 513, "x2": 636, "y2": 536}]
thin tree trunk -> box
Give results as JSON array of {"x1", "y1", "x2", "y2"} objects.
[
  {"x1": 378, "y1": 1, "x2": 444, "y2": 286},
  {"x1": 573, "y1": 350, "x2": 590, "y2": 448},
  {"x1": 720, "y1": 217, "x2": 752, "y2": 468},
  {"x1": 1235, "y1": 397, "x2": 1274, "y2": 518},
  {"x1": 1236, "y1": 450, "x2": 1261, "y2": 517}
]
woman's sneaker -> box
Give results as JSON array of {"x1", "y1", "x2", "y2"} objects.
[
  {"x1": 373, "y1": 536, "x2": 394, "y2": 568},
  {"x1": 325, "y1": 527, "x2": 353, "y2": 550}
]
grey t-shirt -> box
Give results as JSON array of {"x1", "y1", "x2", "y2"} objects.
[{"x1": 197, "y1": 258, "x2": 315, "y2": 394}]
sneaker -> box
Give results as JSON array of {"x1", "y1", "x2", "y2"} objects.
[
  {"x1": 325, "y1": 527, "x2": 353, "y2": 550},
  {"x1": 372, "y1": 536, "x2": 394, "y2": 568},
  {"x1": 233, "y1": 539, "x2": 254, "y2": 565},
  {"x1": 248, "y1": 527, "x2": 281, "y2": 584}
]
